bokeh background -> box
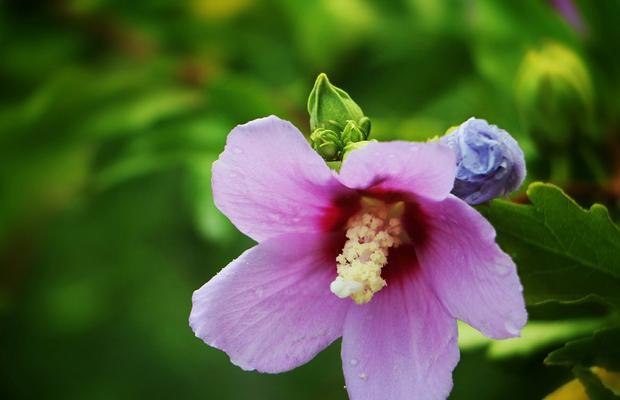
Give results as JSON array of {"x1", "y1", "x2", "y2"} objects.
[{"x1": 1, "y1": 0, "x2": 619, "y2": 399}]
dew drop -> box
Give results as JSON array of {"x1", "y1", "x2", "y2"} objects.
[
  {"x1": 349, "y1": 359, "x2": 358, "y2": 366},
  {"x1": 232, "y1": 147, "x2": 243, "y2": 154},
  {"x1": 359, "y1": 372, "x2": 368, "y2": 381}
]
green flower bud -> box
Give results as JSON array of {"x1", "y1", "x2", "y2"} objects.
[
  {"x1": 310, "y1": 128, "x2": 342, "y2": 161},
  {"x1": 358, "y1": 116, "x2": 371, "y2": 138},
  {"x1": 308, "y1": 73, "x2": 367, "y2": 133},
  {"x1": 515, "y1": 41, "x2": 595, "y2": 148},
  {"x1": 341, "y1": 120, "x2": 366, "y2": 144},
  {"x1": 307, "y1": 73, "x2": 372, "y2": 161}
]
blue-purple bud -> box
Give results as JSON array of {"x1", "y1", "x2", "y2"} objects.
[{"x1": 440, "y1": 118, "x2": 526, "y2": 205}]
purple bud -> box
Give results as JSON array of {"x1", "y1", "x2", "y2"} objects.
[{"x1": 440, "y1": 118, "x2": 526, "y2": 205}]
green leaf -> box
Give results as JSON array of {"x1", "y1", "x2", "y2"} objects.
[
  {"x1": 546, "y1": 328, "x2": 620, "y2": 372},
  {"x1": 479, "y1": 183, "x2": 620, "y2": 308}
]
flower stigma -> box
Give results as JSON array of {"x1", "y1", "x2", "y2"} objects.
[{"x1": 330, "y1": 198, "x2": 406, "y2": 304}]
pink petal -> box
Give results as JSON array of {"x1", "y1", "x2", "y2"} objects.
[
  {"x1": 189, "y1": 232, "x2": 350, "y2": 373},
  {"x1": 416, "y1": 195, "x2": 527, "y2": 339},
  {"x1": 341, "y1": 264, "x2": 459, "y2": 400},
  {"x1": 213, "y1": 116, "x2": 350, "y2": 242},
  {"x1": 338, "y1": 141, "x2": 456, "y2": 201}
]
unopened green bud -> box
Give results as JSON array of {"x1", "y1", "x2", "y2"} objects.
[
  {"x1": 341, "y1": 120, "x2": 366, "y2": 144},
  {"x1": 358, "y1": 117, "x2": 371, "y2": 138},
  {"x1": 515, "y1": 41, "x2": 595, "y2": 148},
  {"x1": 310, "y1": 128, "x2": 342, "y2": 161},
  {"x1": 307, "y1": 73, "x2": 372, "y2": 161},
  {"x1": 308, "y1": 73, "x2": 367, "y2": 133}
]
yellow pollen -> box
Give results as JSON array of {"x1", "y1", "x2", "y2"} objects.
[{"x1": 330, "y1": 199, "x2": 404, "y2": 304}]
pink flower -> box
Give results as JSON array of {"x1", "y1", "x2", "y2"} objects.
[{"x1": 190, "y1": 116, "x2": 527, "y2": 399}]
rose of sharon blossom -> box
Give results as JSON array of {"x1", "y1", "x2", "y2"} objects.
[
  {"x1": 190, "y1": 116, "x2": 527, "y2": 400},
  {"x1": 440, "y1": 118, "x2": 526, "y2": 205}
]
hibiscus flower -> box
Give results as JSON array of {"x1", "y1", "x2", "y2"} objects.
[{"x1": 190, "y1": 115, "x2": 527, "y2": 399}]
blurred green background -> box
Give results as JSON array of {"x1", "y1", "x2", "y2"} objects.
[{"x1": 1, "y1": 0, "x2": 619, "y2": 399}]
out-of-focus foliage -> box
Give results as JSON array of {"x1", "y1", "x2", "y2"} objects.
[
  {"x1": 1, "y1": 0, "x2": 620, "y2": 399},
  {"x1": 546, "y1": 368, "x2": 620, "y2": 400},
  {"x1": 546, "y1": 328, "x2": 620, "y2": 372}
]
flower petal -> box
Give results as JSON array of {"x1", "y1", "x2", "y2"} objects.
[
  {"x1": 338, "y1": 141, "x2": 456, "y2": 201},
  {"x1": 189, "y1": 232, "x2": 350, "y2": 373},
  {"x1": 416, "y1": 195, "x2": 527, "y2": 339},
  {"x1": 341, "y1": 264, "x2": 459, "y2": 400},
  {"x1": 213, "y1": 115, "x2": 349, "y2": 242}
]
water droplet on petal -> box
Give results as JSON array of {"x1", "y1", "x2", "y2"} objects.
[
  {"x1": 232, "y1": 147, "x2": 243, "y2": 154},
  {"x1": 359, "y1": 372, "x2": 368, "y2": 381},
  {"x1": 349, "y1": 359, "x2": 358, "y2": 366}
]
